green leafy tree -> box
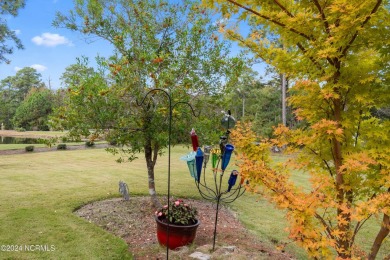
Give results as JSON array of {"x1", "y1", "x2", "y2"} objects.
[
  {"x1": 225, "y1": 65, "x2": 296, "y2": 137},
  {"x1": 13, "y1": 87, "x2": 54, "y2": 130},
  {"x1": 52, "y1": 58, "x2": 115, "y2": 139},
  {"x1": 11, "y1": 67, "x2": 44, "y2": 100},
  {"x1": 0, "y1": 0, "x2": 25, "y2": 63},
  {"x1": 205, "y1": 0, "x2": 390, "y2": 259},
  {"x1": 247, "y1": 83, "x2": 282, "y2": 137},
  {"x1": 60, "y1": 58, "x2": 96, "y2": 88},
  {"x1": 0, "y1": 67, "x2": 43, "y2": 129},
  {"x1": 223, "y1": 65, "x2": 258, "y2": 120},
  {"x1": 0, "y1": 76, "x2": 16, "y2": 128},
  {"x1": 52, "y1": 0, "x2": 244, "y2": 207}
]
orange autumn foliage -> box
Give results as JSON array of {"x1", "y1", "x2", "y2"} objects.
[
  {"x1": 205, "y1": 0, "x2": 390, "y2": 258},
  {"x1": 232, "y1": 118, "x2": 389, "y2": 258}
]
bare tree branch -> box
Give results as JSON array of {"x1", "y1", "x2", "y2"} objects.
[
  {"x1": 350, "y1": 214, "x2": 372, "y2": 248},
  {"x1": 315, "y1": 213, "x2": 335, "y2": 240}
]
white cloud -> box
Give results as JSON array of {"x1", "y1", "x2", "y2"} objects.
[
  {"x1": 30, "y1": 64, "x2": 48, "y2": 72},
  {"x1": 14, "y1": 29, "x2": 21, "y2": 35},
  {"x1": 14, "y1": 64, "x2": 47, "y2": 72},
  {"x1": 31, "y1": 33, "x2": 73, "y2": 47}
]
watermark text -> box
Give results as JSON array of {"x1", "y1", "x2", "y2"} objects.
[{"x1": 1, "y1": 244, "x2": 56, "y2": 252}]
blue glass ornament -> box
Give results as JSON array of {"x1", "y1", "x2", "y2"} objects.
[
  {"x1": 221, "y1": 144, "x2": 234, "y2": 171},
  {"x1": 227, "y1": 170, "x2": 238, "y2": 192},
  {"x1": 195, "y1": 147, "x2": 204, "y2": 183}
]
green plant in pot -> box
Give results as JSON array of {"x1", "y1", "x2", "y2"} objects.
[{"x1": 155, "y1": 199, "x2": 200, "y2": 249}]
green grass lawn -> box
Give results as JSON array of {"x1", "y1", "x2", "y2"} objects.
[
  {"x1": 0, "y1": 149, "x2": 133, "y2": 259},
  {"x1": 0, "y1": 143, "x2": 48, "y2": 150},
  {"x1": 0, "y1": 142, "x2": 106, "y2": 150},
  {"x1": 0, "y1": 147, "x2": 388, "y2": 259},
  {"x1": 0, "y1": 130, "x2": 66, "y2": 138}
]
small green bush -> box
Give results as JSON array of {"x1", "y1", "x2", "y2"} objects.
[
  {"x1": 15, "y1": 127, "x2": 26, "y2": 132},
  {"x1": 85, "y1": 141, "x2": 95, "y2": 147},
  {"x1": 109, "y1": 139, "x2": 118, "y2": 146},
  {"x1": 25, "y1": 146, "x2": 34, "y2": 152},
  {"x1": 57, "y1": 144, "x2": 67, "y2": 150}
]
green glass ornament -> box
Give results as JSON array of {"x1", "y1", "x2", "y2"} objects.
[{"x1": 211, "y1": 153, "x2": 218, "y2": 168}]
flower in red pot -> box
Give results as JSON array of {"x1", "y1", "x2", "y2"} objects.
[{"x1": 155, "y1": 199, "x2": 200, "y2": 249}]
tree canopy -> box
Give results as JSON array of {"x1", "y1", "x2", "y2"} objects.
[
  {"x1": 0, "y1": 67, "x2": 44, "y2": 129},
  {"x1": 204, "y1": 0, "x2": 390, "y2": 258},
  {"x1": 60, "y1": 59, "x2": 96, "y2": 88},
  {"x1": 13, "y1": 87, "x2": 54, "y2": 130},
  {"x1": 0, "y1": 0, "x2": 25, "y2": 63},
  {"x1": 52, "y1": 0, "x2": 245, "y2": 207}
]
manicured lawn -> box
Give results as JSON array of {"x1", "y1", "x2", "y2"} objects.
[
  {"x1": 0, "y1": 130, "x2": 67, "y2": 140},
  {"x1": 0, "y1": 142, "x2": 105, "y2": 150},
  {"x1": 0, "y1": 147, "x2": 388, "y2": 259},
  {"x1": 0, "y1": 143, "x2": 47, "y2": 150},
  {"x1": 0, "y1": 149, "x2": 132, "y2": 259}
]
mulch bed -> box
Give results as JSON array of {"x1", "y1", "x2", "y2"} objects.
[{"x1": 75, "y1": 197, "x2": 294, "y2": 259}]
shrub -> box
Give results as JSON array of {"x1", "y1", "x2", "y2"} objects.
[
  {"x1": 25, "y1": 146, "x2": 34, "y2": 152},
  {"x1": 85, "y1": 141, "x2": 95, "y2": 147},
  {"x1": 109, "y1": 139, "x2": 117, "y2": 146},
  {"x1": 57, "y1": 144, "x2": 67, "y2": 150}
]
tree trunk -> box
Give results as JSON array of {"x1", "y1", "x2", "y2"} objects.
[
  {"x1": 334, "y1": 139, "x2": 351, "y2": 258},
  {"x1": 333, "y1": 87, "x2": 352, "y2": 259},
  {"x1": 144, "y1": 139, "x2": 162, "y2": 209},
  {"x1": 368, "y1": 210, "x2": 390, "y2": 259}
]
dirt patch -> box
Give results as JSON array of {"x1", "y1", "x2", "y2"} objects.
[{"x1": 75, "y1": 197, "x2": 294, "y2": 259}]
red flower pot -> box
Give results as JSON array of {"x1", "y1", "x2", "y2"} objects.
[{"x1": 155, "y1": 216, "x2": 200, "y2": 249}]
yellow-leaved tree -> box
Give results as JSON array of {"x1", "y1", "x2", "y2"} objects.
[{"x1": 203, "y1": 0, "x2": 390, "y2": 259}]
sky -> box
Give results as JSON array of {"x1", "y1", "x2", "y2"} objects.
[
  {"x1": 0, "y1": 0, "x2": 266, "y2": 90},
  {"x1": 0, "y1": 0, "x2": 114, "y2": 89}
]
